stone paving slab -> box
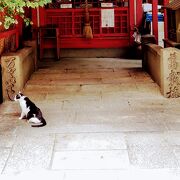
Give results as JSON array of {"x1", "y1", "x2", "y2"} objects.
[
  {"x1": 0, "y1": 148, "x2": 11, "y2": 174},
  {"x1": 62, "y1": 169, "x2": 180, "y2": 180},
  {"x1": 0, "y1": 121, "x2": 18, "y2": 136},
  {"x1": 1, "y1": 169, "x2": 180, "y2": 180},
  {"x1": 0, "y1": 135, "x2": 16, "y2": 148},
  {"x1": 166, "y1": 132, "x2": 180, "y2": 146},
  {"x1": 52, "y1": 150, "x2": 129, "y2": 170},
  {"x1": 125, "y1": 132, "x2": 169, "y2": 147},
  {"x1": 3, "y1": 134, "x2": 55, "y2": 174},
  {"x1": 55, "y1": 132, "x2": 127, "y2": 151},
  {"x1": 0, "y1": 169, "x2": 64, "y2": 180},
  {"x1": 128, "y1": 145, "x2": 179, "y2": 169}
]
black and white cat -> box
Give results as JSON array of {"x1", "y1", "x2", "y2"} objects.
[{"x1": 14, "y1": 92, "x2": 46, "y2": 127}]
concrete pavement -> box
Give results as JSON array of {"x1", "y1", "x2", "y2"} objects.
[{"x1": 0, "y1": 58, "x2": 180, "y2": 179}]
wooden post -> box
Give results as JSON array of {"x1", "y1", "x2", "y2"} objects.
[
  {"x1": 15, "y1": 16, "x2": 23, "y2": 49},
  {"x1": 39, "y1": 7, "x2": 46, "y2": 27},
  {"x1": 129, "y1": 0, "x2": 135, "y2": 45},
  {"x1": 163, "y1": 0, "x2": 169, "y2": 39},
  {"x1": 152, "y1": 0, "x2": 158, "y2": 44},
  {"x1": 32, "y1": 9, "x2": 38, "y2": 27},
  {"x1": 136, "y1": 0, "x2": 143, "y2": 28}
]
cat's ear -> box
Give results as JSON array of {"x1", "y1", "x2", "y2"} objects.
[{"x1": 18, "y1": 91, "x2": 23, "y2": 97}]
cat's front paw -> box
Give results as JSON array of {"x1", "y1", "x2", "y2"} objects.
[{"x1": 19, "y1": 117, "x2": 23, "y2": 120}]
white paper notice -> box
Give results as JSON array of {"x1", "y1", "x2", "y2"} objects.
[{"x1": 101, "y1": 9, "x2": 114, "y2": 27}]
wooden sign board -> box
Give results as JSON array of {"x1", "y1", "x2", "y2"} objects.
[
  {"x1": 60, "y1": 4, "x2": 72, "y2": 8},
  {"x1": 101, "y1": 3, "x2": 113, "y2": 7}
]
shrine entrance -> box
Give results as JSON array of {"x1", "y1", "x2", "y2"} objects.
[{"x1": 32, "y1": 0, "x2": 139, "y2": 59}]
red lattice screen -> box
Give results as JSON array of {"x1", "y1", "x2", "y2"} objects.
[{"x1": 46, "y1": 8, "x2": 129, "y2": 38}]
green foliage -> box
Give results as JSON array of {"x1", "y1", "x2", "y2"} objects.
[{"x1": 0, "y1": 0, "x2": 52, "y2": 29}]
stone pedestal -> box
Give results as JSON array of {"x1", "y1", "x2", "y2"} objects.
[
  {"x1": 143, "y1": 44, "x2": 180, "y2": 98},
  {"x1": 1, "y1": 44, "x2": 36, "y2": 101},
  {"x1": 161, "y1": 47, "x2": 180, "y2": 98}
]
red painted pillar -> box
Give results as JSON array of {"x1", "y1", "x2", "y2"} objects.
[
  {"x1": 15, "y1": 16, "x2": 23, "y2": 48},
  {"x1": 129, "y1": 0, "x2": 135, "y2": 45},
  {"x1": 163, "y1": 0, "x2": 169, "y2": 39},
  {"x1": 31, "y1": 7, "x2": 46, "y2": 27},
  {"x1": 32, "y1": 9, "x2": 38, "y2": 27},
  {"x1": 152, "y1": 0, "x2": 158, "y2": 43},
  {"x1": 136, "y1": 0, "x2": 143, "y2": 28},
  {"x1": 39, "y1": 7, "x2": 46, "y2": 27},
  {"x1": 31, "y1": 7, "x2": 46, "y2": 40}
]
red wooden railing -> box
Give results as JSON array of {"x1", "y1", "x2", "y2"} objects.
[{"x1": 0, "y1": 28, "x2": 19, "y2": 51}]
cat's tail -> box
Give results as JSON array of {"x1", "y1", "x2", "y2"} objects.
[{"x1": 31, "y1": 118, "x2": 47, "y2": 128}]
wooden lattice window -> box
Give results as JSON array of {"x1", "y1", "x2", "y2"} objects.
[{"x1": 46, "y1": 0, "x2": 129, "y2": 8}]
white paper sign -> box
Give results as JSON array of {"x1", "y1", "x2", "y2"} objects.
[{"x1": 101, "y1": 9, "x2": 114, "y2": 27}]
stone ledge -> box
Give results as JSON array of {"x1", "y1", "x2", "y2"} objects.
[{"x1": 143, "y1": 44, "x2": 180, "y2": 98}]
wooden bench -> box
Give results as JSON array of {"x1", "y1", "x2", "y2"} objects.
[{"x1": 38, "y1": 27, "x2": 60, "y2": 60}]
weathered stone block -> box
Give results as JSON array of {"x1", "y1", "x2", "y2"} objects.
[
  {"x1": 1, "y1": 45, "x2": 36, "y2": 101},
  {"x1": 161, "y1": 47, "x2": 180, "y2": 98},
  {"x1": 143, "y1": 44, "x2": 180, "y2": 98}
]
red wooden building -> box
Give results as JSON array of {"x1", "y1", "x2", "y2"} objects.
[
  {"x1": 32, "y1": 0, "x2": 135, "y2": 50},
  {"x1": 0, "y1": 0, "x2": 171, "y2": 58}
]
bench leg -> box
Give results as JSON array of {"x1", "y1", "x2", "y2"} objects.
[
  {"x1": 56, "y1": 37, "x2": 60, "y2": 60},
  {"x1": 57, "y1": 46, "x2": 60, "y2": 60},
  {"x1": 40, "y1": 48, "x2": 44, "y2": 60}
]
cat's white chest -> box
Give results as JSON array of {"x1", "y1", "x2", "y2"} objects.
[{"x1": 19, "y1": 100, "x2": 30, "y2": 115}]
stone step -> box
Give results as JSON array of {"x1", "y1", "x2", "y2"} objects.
[
  {"x1": 36, "y1": 59, "x2": 142, "y2": 72},
  {"x1": 27, "y1": 77, "x2": 103, "y2": 85},
  {"x1": 25, "y1": 84, "x2": 81, "y2": 92},
  {"x1": 35, "y1": 68, "x2": 115, "y2": 74},
  {"x1": 31, "y1": 71, "x2": 131, "y2": 80},
  {"x1": 27, "y1": 76, "x2": 152, "y2": 86}
]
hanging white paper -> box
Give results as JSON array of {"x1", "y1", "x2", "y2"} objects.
[{"x1": 101, "y1": 9, "x2": 114, "y2": 28}]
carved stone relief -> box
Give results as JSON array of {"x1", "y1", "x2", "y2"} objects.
[
  {"x1": 166, "y1": 52, "x2": 180, "y2": 98},
  {"x1": 4, "y1": 56, "x2": 16, "y2": 101}
]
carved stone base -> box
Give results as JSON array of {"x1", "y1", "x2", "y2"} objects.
[
  {"x1": 161, "y1": 48, "x2": 180, "y2": 98},
  {"x1": 1, "y1": 45, "x2": 36, "y2": 101},
  {"x1": 143, "y1": 44, "x2": 180, "y2": 98}
]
